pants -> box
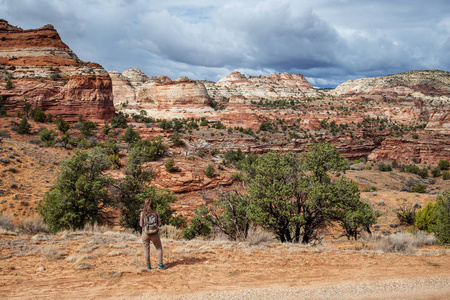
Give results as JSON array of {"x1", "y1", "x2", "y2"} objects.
[{"x1": 142, "y1": 231, "x2": 163, "y2": 267}]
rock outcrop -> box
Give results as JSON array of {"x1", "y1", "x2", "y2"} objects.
[
  {"x1": 331, "y1": 70, "x2": 450, "y2": 132},
  {"x1": 207, "y1": 71, "x2": 316, "y2": 103},
  {"x1": 109, "y1": 70, "x2": 211, "y2": 113},
  {"x1": 0, "y1": 20, "x2": 115, "y2": 121}
]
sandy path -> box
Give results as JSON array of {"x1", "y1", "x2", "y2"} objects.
[{"x1": 1, "y1": 233, "x2": 449, "y2": 299}]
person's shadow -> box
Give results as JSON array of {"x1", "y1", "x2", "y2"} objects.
[{"x1": 166, "y1": 257, "x2": 208, "y2": 268}]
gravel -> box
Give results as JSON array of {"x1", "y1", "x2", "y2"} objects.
[{"x1": 130, "y1": 276, "x2": 450, "y2": 300}]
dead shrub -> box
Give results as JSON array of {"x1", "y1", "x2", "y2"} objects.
[
  {"x1": 65, "y1": 254, "x2": 84, "y2": 263},
  {"x1": 18, "y1": 215, "x2": 49, "y2": 235},
  {"x1": 73, "y1": 257, "x2": 93, "y2": 270},
  {"x1": 0, "y1": 214, "x2": 16, "y2": 232},
  {"x1": 246, "y1": 227, "x2": 276, "y2": 246},
  {"x1": 40, "y1": 246, "x2": 66, "y2": 260},
  {"x1": 412, "y1": 231, "x2": 436, "y2": 247},
  {"x1": 83, "y1": 222, "x2": 111, "y2": 233},
  {"x1": 159, "y1": 224, "x2": 183, "y2": 240},
  {"x1": 76, "y1": 244, "x2": 99, "y2": 253},
  {"x1": 375, "y1": 233, "x2": 416, "y2": 254}
]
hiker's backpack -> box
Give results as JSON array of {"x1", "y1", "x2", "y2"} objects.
[{"x1": 143, "y1": 212, "x2": 159, "y2": 234}]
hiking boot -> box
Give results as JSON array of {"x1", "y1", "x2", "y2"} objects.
[
  {"x1": 158, "y1": 264, "x2": 168, "y2": 269},
  {"x1": 147, "y1": 266, "x2": 151, "y2": 271}
]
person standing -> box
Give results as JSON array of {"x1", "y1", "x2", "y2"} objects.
[{"x1": 140, "y1": 197, "x2": 167, "y2": 270}]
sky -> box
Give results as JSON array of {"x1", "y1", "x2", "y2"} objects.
[{"x1": 1, "y1": 0, "x2": 450, "y2": 87}]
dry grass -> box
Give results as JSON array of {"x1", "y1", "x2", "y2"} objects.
[
  {"x1": 0, "y1": 214, "x2": 15, "y2": 232},
  {"x1": 413, "y1": 231, "x2": 436, "y2": 247},
  {"x1": 375, "y1": 231, "x2": 437, "y2": 254},
  {"x1": 76, "y1": 244, "x2": 99, "y2": 253},
  {"x1": 159, "y1": 224, "x2": 183, "y2": 240},
  {"x1": 18, "y1": 215, "x2": 49, "y2": 235},
  {"x1": 40, "y1": 246, "x2": 67, "y2": 260},
  {"x1": 246, "y1": 227, "x2": 276, "y2": 246},
  {"x1": 73, "y1": 257, "x2": 94, "y2": 270},
  {"x1": 375, "y1": 233, "x2": 416, "y2": 254},
  {"x1": 82, "y1": 223, "x2": 112, "y2": 233}
]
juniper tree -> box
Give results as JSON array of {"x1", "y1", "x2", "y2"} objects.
[{"x1": 38, "y1": 148, "x2": 113, "y2": 233}]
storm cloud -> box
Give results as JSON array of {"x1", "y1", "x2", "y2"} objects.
[{"x1": 1, "y1": 0, "x2": 449, "y2": 87}]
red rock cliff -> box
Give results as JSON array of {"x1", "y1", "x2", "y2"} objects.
[{"x1": 0, "y1": 20, "x2": 115, "y2": 121}]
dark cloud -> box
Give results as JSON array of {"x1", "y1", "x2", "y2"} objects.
[{"x1": 1, "y1": 0, "x2": 449, "y2": 87}]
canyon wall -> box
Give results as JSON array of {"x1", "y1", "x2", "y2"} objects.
[{"x1": 0, "y1": 20, "x2": 115, "y2": 121}]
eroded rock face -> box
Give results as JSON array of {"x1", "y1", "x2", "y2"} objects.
[
  {"x1": 331, "y1": 70, "x2": 450, "y2": 132},
  {"x1": 0, "y1": 20, "x2": 115, "y2": 121},
  {"x1": 208, "y1": 71, "x2": 316, "y2": 102},
  {"x1": 368, "y1": 136, "x2": 450, "y2": 165},
  {"x1": 109, "y1": 70, "x2": 211, "y2": 111}
]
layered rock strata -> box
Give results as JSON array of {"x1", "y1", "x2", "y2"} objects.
[
  {"x1": 0, "y1": 20, "x2": 115, "y2": 121},
  {"x1": 109, "y1": 69, "x2": 211, "y2": 108},
  {"x1": 331, "y1": 70, "x2": 450, "y2": 132},
  {"x1": 209, "y1": 71, "x2": 315, "y2": 102}
]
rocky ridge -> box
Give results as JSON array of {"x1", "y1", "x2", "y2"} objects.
[{"x1": 0, "y1": 20, "x2": 115, "y2": 121}]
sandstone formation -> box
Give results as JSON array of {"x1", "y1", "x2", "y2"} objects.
[
  {"x1": 109, "y1": 69, "x2": 212, "y2": 119},
  {"x1": 207, "y1": 71, "x2": 316, "y2": 103},
  {"x1": 332, "y1": 70, "x2": 450, "y2": 132},
  {"x1": 0, "y1": 20, "x2": 115, "y2": 121}
]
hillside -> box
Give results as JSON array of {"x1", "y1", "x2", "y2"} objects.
[{"x1": 0, "y1": 20, "x2": 449, "y2": 299}]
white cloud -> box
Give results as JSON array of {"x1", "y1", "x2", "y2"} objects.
[{"x1": 1, "y1": 0, "x2": 449, "y2": 87}]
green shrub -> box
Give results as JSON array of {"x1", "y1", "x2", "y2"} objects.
[
  {"x1": 410, "y1": 184, "x2": 427, "y2": 193},
  {"x1": 81, "y1": 121, "x2": 97, "y2": 137},
  {"x1": 210, "y1": 148, "x2": 220, "y2": 156},
  {"x1": 443, "y1": 171, "x2": 450, "y2": 180},
  {"x1": 378, "y1": 162, "x2": 392, "y2": 172},
  {"x1": 158, "y1": 119, "x2": 172, "y2": 130},
  {"x1": 55, "y1": 116, "x2": 70, "y2": 133},
  {"x1": 109, "y1": 154, "x2": 120, "y2": 169},
  {"x1": 415, "y1": 202, "x2": 437, "y2": 232},
  {"x1": 363, "y1": 186, "x2": 377, "y2": 192},
  {"x1": 17, "y1": 118, "x2": 31, "y2": 134},
  {"x1": 110, "y1": 112, "x2": 127, "y2": 128},
  {"x1": 39, "y1": 128, "x2": 57, "y2": 146},
  {"x1": 417, "y1": 168, "x2": 428, "y2": 178},
  {"x1": 123, "y1": 127, "x2": 140, "y2": 143},
  {"x1": 183, "y1": 205, "x2": 211, "y2": 240},
  {"x1": 412, "y1": 134, "x2": 419, "y2": 139},
  {"x1": 438, "y1": 160, "x2": 450, "y2": 170},
  {"x1": 5, "y1": 79, "x2": 12, "y2": 90},
  {"x1": 172, "y1": 119, "x2": 183, "y2": 132},
  {"x1": 224, "y1": 149, "x2": 245, "y2": 165},
  {"x1": 431, "y1": 167, "x2": 441, "y2": 178},
  {"x1": 77, "y1": 137, "x2": 92, "y2": 149},
  {"x1": 32, "y1": 108, "x2": 46, "y2": 123},
  {"x1": 432, "y1": 191, "x2": 450, "y2": 245},
  {"x1": 165, "y1": 158, "x2": 179, "y2": 172},
  {"x1": 128, "y1": 136, "x2": 167, "y2": 166},
  {"x1": 170, "y1": 132, "x2": 185, "y2": 146},
  {"x1": 405, "y1": 164, "x2": 420, "y2": 174},
  {"x1": 391, "y1": 159, "x2": 399, "y2": 169},
  {"x1": 204, "y1": 164, "x2": 215, "y2": 178},
  {"x1": 102, "y1": 124, "x2": 110, "y2": 135}
]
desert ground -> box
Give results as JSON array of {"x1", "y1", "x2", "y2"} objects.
[
  {"x1": 1, "y1": 228, "x2": 450, "y2": 300},
  {"x1": 1, "y1": 118, "x2": 450, "y2": 299}
]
